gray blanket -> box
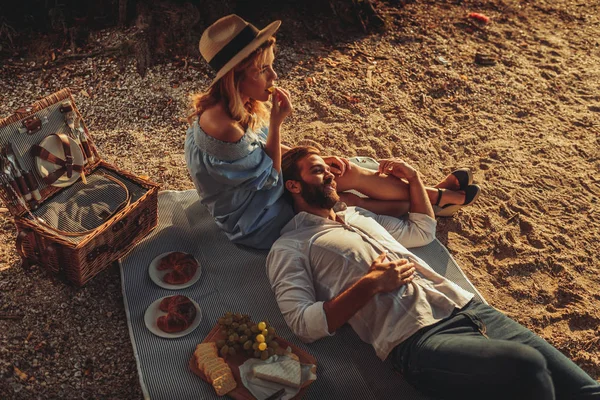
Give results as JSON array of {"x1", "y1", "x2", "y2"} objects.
[{"x1": 119, "y1": 189, "x2": 485, "y2": 400}]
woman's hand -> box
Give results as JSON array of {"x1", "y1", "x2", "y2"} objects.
[
  {"x1": 322, "y1": 156, "x2": 351, "y2": 177},
  {"x1": 270, "y1": 87, "x2": 293, "y2": 127},
  {"x1": 266, "y1": 88, "x2": 292, "y2": 173},
  {"x1": 378, "y1": 158, "x2": 418, "y2": 182}
]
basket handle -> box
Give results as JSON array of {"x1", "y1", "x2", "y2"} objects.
[
  {"x1": 86, "y1": 208, "x2": 152, "y2": 262},
  {"x1": 16, "y1": 229, "x2": 33, "y2": 258},
  {"x1": 16, "y1": 229, "x2": 36, "y2": 269},
  {"x1": 43, "y1": 244, "x2": 62, "y2": 274},
  {"x1": 135, "y1": 208, "x2": 150, "y2": 226}
]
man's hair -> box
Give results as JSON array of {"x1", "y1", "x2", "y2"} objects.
[
  {"x1": 281, "y1": 146, "x2": 321, "y2": 203},
  {"x1": 281, "y1": 146, "x2": 321, "y2": 184}
]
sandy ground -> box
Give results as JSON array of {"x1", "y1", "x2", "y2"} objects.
[{"x1": 1, "y1": 0, "x2": 599, "y2": 398}]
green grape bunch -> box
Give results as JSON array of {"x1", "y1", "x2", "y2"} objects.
[{"x1": 215, "y1": 312, "x2": 285, "y2": 360}]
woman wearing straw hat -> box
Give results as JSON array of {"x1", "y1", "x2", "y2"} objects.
[{"x1": 185, "y1": 14, "x2": 480, "y2": 249}]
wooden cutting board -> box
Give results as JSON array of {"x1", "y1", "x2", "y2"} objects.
[{"x1": 189, "y1": 324, "x2": 317, "y2": 399}]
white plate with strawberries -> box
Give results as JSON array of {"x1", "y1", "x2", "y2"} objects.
[
  {"x1": 148, "y1": 251, "x2": 202, "y2": 290},
  {"x1": 144, "y1": 295, "x2": 202, "y2": 339}
]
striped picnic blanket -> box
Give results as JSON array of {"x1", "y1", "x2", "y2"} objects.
[{"x1": 119, "y1": 188, "x2": 485, "y2": 400}]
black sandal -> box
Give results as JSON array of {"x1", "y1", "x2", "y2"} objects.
[
  {"x1": 450, "y1": 168, "x2": 473, "y2": 191},
  {"x1": 435, "y1": 188, "x2": 444, "y2": 207},
  {"x1": 434, "y1": 185, "x2": 481, "y2": 217}
]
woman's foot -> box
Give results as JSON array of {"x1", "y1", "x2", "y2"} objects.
[
  {"x1": 433, "y1": 188, "x2": 466, "y2": 207},
  {"x1": 434, "y1": 185, "x2": 481, "y2": 217},
  {"x1": 435, "y1": 168, "x2": 472, "y2": 191}
]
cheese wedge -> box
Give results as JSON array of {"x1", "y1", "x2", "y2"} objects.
[
  {"x1": 267, "y1": 86, "x2": 276, "y2": 93},
  {"x1": 252, "y1": 359, "x2": 301, "y2": 388}
]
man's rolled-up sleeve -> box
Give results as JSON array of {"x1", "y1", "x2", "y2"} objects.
[
  {"x1": 373, "y1": 212, "x2": 437, "y2": 248},
  {"x1": 266, "y1": 245, "x2": 334, "y2": 343}
]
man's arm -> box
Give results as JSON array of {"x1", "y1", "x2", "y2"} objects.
[
  {"x1": 267, "y1": 246, "x2": 332, "y2": 342},
  {"x1": 378, "y1": 159, "x2": 433, "y2": 218},
  {"x1": 370, "y1": 159, "x2": 436, "y2": 247},
  {"x1": 322, "y1": 274, "x2": 379, "y2": 334},
  {"x1": 323, "y1": 253, "x2": 415, "y2": 334},
  {"x1": 406, "y1": 173, "x2": 434, "y2": 218},
  {"x1": 267, "y1": 247, "x2": 415, "y2": 339},
  {"x1": 370, "y1": 210, "x2": 437, "y2": 248}
]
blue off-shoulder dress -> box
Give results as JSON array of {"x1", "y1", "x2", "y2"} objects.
[{"x1": 184, "y1": 120, "x2": 295, "y2": 249}]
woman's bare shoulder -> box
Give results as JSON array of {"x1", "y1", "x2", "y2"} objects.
[{"x1": 199, "y1": 104, "x2": 245, "y2": 143}]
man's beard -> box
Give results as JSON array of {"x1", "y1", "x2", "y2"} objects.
[{"x1": 300, "y1": 177, "x2": 340, "y2": 210}]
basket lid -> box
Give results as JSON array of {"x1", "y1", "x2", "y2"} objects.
[{"x1": 0, "y1": 88, "x2": 101, "y2": 216}]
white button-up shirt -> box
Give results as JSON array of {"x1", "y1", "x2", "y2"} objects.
[{"x1": 266, "y1": 207, "x2": 474, "y2": 360}]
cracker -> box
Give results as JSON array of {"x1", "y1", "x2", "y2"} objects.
[
  {"x1": 212, "y1": 372, "x2": 237, "y2": 396},
  {"x1": 208, "y1": 364, "x2": 232, "y2": 382},
  {"x1": 203, "y1": 358, "x2": 226, "y2": 375}
]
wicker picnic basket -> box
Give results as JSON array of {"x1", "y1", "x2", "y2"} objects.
[{"x1": 0, "y1": 88, "x2": 159, "y2": 286}]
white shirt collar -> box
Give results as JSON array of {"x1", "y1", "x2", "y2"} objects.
[{"x1": 280, "y1": 203, "x2": 349, "y2": 235}]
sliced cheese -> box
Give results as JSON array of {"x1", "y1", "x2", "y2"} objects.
[{"x1": 252, "y1": 359, "x2": 301, "y2": 388}]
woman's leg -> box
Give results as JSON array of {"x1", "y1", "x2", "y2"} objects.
[
  {"x1": 338, "y1": 192, "x2": 410, "y2": 217},
  {"x1": 335, "y1": 164, "x2": 465, "y2": 206}
]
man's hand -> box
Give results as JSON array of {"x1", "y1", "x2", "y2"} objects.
[
  {"x1": 378, "y1": 158, "x2": 419, "y2": 182},
  {"x1": 322, "y1": 251, "x2": 414, "y2": 334},
  {"x1": 367, "y1": 251, "x2": 415, "y2": 293},
  {"x1": 323, "y1": 156, "x2": 351, "y2": 176}
]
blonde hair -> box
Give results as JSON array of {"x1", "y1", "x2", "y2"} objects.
[{"x1": 188, "y1": 37, "x2": 276, "y2": 132}]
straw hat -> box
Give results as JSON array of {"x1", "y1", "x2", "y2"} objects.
[{"x1": 199, "y1": 14, "x2": 281, "y2": 86}]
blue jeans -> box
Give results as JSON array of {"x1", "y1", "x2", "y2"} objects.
[{"x1": 390, "y1": 300, "x2": 600, "y2": 399}]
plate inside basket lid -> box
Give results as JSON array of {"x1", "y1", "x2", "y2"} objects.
[{"x1": 35, "y1": 135, "x2": 85, "y2": 187}]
